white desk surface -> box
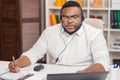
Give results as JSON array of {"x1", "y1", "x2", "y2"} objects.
[
  {"x1": 0, "y1": 61, "x2": 88, "y2": 80},
  {"x1": 0, "y1": 61, "x2": 116, "y2": 80}
]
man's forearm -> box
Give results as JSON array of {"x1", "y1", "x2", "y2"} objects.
[
  {"x1": 77, "y1": 63, "x2": 105, "y2": 73},
  {"x1": 16, "y1": 56, "x2": 31, "y2": 68},
  {"x1": 83, "y1": 63, "x2": 105, "y2": 72}
]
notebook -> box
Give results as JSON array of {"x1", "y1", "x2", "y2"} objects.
[{"x1": 47, "y1": 71, "x2": 109, "y2": 80}]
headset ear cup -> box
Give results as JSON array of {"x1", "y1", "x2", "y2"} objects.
[
  {"x1": 82, "y1": 16, "x2": 85, "y2": 21},
  {"x1": 60, "y1": 15, "x2": 62, "y2": 20},
  {"x1": 60, "y1": 10, "x2": 62, "y2": 20}
]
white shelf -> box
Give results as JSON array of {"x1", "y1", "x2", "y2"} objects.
[
  {"x1": 110, "y1": 8, "x2": 120, "y2": 10},
  {"x1": 104, "y1": 28, "x2": 109, "y2": 31},
  {"x1": 109, "y1": 49, "x2": 120, "y2": 52},
  {"x1": 109, "y1": 29, "x2": 120, "y2": 32},
  {"x1": 89, "y1": 8, "x2": 109, "y2": 10},
  {"x1": 48, "y1": 7, "x2": 61, "y2": 10}
]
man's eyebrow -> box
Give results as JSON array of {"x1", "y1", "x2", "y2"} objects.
[
  {"x1": 62, "y1": 15, "x2": 79, "y2": 17},
  {"x1": 71, "y1": 15, "x2": 79, "y2": 17}
]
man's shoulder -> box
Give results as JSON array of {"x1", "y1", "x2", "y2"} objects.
[
  {"x1": 82, "y1": 22, "x2": 103, "y2": 40},
  {"x1": 46, "y1": 23, "x2": 61, "y2": 30},
  {"x1": 83, "y1": 22, "x2": 102, "y2": 33},
  {"x1": 44, "y1": 23, "x2": 62, "y2": 34}
]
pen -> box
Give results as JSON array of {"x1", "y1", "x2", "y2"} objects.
[
  {"x1": 12, "y1": 56, "x2": 16, "y2": 67},
  {"x1": 18, "y1": 73, "x2": 34, "y2": 80}
]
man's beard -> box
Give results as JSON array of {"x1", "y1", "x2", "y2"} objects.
[{"x1": 63, "y1": 23, "x2": 82, "y2": 35}]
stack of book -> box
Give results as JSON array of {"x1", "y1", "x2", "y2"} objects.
[
  {"x1": 55, "y1": 0, "x2": 66, "y2": 7},
  {"x1": 112, "y1": 39, "x2": 120, "y2": 49},
  {"x1": 110, "y1": 10, "x2": 120, "y2": 29},
  {"x1": 49, "y1": 14, "x2": 60, "y2": 26},
  {"x1": 112, "y1": 0, "x2": 120, "y2": 9},
  {"x1": 90, "y1": 15, "x2": 103, "y2": 20}
]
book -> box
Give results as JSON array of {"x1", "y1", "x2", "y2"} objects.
[
  {"x1": 117, "y1": 10, "x2": 120, "y2": 29},
  {"x1": 50, "y1": 14, "x2": 57, "y2": 26},
  {"x1": 55, "y1": 15, "x2": 60, "y2": 24},
  {"x1": 110, "y1": 11, "x2": 115, "y2": 29},
  {"x1": 110, "y1": 10, "x2": 118, "y2": 29},
  {"x1": 75, "y1": 0, "x2": 84, "y2": 7},
  {"x1": 112, "y1": 0, "x2": 120, "y2": 8},
  {"x1": 55, "y1": 0, "x2": 66, "y2": 7},
  {"x1": 90, "y1": 15, "x2": 103, "y2": 20},
  {"x1": 113, "y1": 10, "x2": 117, "y2": 29},
  {"x1": 49, "y1": 14, "x2": 60, "y2": 26},
  {"x1": 92, "y1": 0, "x2": 103, "y2": 8}
]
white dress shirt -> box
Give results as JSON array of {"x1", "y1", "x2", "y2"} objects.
[{"x1": 22, "y1": 22, "x2": 110, "y2": 71}]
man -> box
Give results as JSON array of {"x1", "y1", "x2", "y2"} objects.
[{"x1": 9, "y1": 1, "x2": 110, "y2": 73}]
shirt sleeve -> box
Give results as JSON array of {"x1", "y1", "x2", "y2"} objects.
[
  {"x1": 91, "y1": 31, "x2": 110, "y2": 71},
  {"x1": 21, "y1": 30, "x2": 48, "y2": 64}
]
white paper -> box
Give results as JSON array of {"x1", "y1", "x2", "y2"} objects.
[{"x1": 1, "y1": 71, "x2": 31, "y2": 80}]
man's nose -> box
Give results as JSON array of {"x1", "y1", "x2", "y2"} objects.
[{"x1": 67, "y1": 17, "x2": 74, "y2": 23}]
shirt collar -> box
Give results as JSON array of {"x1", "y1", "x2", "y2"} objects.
[
  {"x1": 59, "y1": 23, "x2": 84, "y2": 36},
  {"x1": 59, "y1": 24, "x2": 70, "y2": 36},
  {"x1": 76, "y1": 23, "x2": 84, "y2": 36}
]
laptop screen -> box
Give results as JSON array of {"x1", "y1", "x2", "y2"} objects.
[{"x1": 47, "y1": 71, "x2": 109, "y2": 80}]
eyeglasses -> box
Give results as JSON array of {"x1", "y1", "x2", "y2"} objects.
[{"x1": 61, "y1": 15, "x2": 81, "y2": 22}]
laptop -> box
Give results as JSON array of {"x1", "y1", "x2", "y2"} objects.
[{"x1": 47, "y1": 71, "x2": 109, "y2": 80}]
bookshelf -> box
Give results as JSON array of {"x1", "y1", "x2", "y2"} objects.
[{"x1": 45, "y1": 0, "x2": 120, "y2": 64}]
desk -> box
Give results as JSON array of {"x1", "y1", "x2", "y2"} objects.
[{"x1": 0, "y1": 61, "x2": 119, "y2": 80}]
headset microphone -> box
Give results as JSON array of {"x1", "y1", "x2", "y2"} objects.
[
  {"x1": 55, "y1": 34, "x2": 75, "y2": 63},
  {"x1": 55, "y1": 58, "x2": 59, "y2": 63}
]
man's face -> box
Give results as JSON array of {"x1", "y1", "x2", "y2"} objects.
[{"x1": 61, "y1": 7, "x2": 82, "y2": 33}]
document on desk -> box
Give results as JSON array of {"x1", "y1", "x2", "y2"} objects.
[
  {"x1": 0, "y1": 61, "x2": 10, "y2": 75},
  {"x1": 1, "y1": 70, "x2": 33, "y2": 80}
]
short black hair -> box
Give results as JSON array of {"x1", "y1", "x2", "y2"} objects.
[
  {"x1": 60, "y1": 1, "x2": 84, "y2": 21},
  {"x1": 61, "y1": 1, "x2": 81, "y2": 10}
]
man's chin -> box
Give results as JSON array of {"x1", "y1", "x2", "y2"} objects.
[
  {"x1": 66, "y1": 31, "x2": 75, "y2": 35},
  {"x1": 64, "y1": 28, "x2": 76, "y2": 34},
  {"x1": 67, "y1": 30, "x2": 75, "y2": 33},
  {"x1": 68, "y1": 31, "x2": 74, "y2": 33},
  {"x1": 67, "y1": 29, "x2": 75, "y2": 32}
]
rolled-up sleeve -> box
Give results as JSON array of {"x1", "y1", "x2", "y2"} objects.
[
  {"x1": 91, "y1": 31, "x2": 110, "y2": 71},
  {"x1": 21, "y1": 30, "x2": 48, "y2": 64}
]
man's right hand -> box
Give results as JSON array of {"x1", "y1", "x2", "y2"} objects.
[
  {"x1": 8, "y1": 56, "x2": 31, "y2": 73},
  {"x1": 8, "y1": 61, "x2": 20, "y2": 73}
]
